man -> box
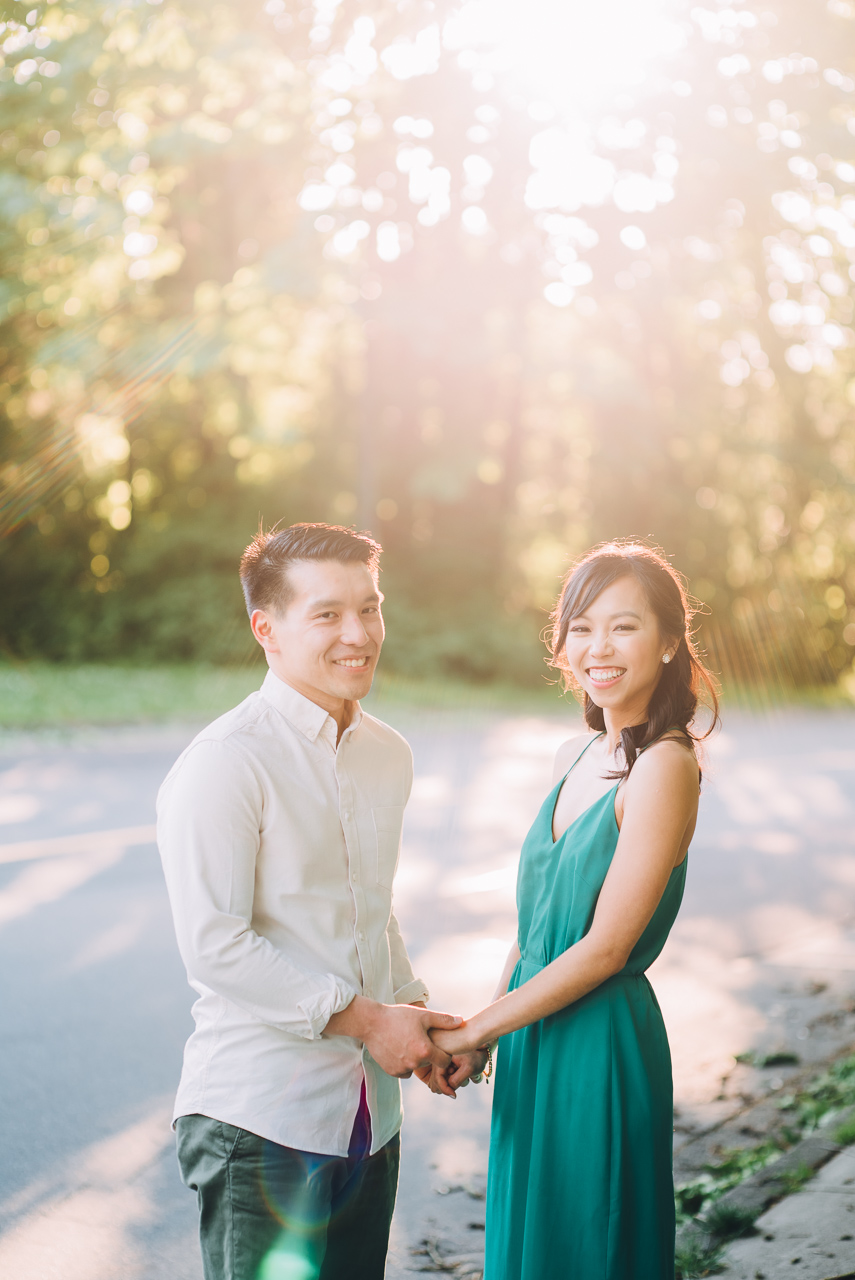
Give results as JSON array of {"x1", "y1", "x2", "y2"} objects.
[{"x1": 157, "y1": 522, "x2": 462, "y2": 1280}]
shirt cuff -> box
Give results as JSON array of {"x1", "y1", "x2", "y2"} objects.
[
  {"x1": 394, "y1": 977, "x2": 430, "y2": 1005},
  {"x1": 297, "y1": 978, "x2": 359, "y2": 1040}
]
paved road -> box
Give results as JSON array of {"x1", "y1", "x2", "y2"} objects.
[{"x1": 1, "y1": 702, "x2": 855, "y2": 1277}]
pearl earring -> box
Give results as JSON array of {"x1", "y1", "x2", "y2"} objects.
[{"x1": 662, "y1": 654, "x2": 671, "y2": 664}]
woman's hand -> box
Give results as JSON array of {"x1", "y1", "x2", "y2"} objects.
[
  {"x1": 430, "y1": 1024, "x2": 476, "y2": 1056},
  {"x1": 447, "y1": 1049, "x2": 489, "y2": 1090},
  {"x1": 413, "y1": 1060, "x2": 457, "y2": 1097},
  {"x1": 417, "y1": 1047, "x2": 489, "y2": 1098}
]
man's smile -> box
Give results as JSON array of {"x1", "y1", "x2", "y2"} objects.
[{"x1": 332, "y1": 656, "x2": 371, "y2": 668}]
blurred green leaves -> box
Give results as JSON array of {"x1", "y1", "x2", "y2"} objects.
[{"x1": 0, "y1": 0, "x2": 854, "y2": 687}]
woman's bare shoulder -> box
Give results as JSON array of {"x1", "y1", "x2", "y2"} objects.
[
  {"x1": 629, "y1": 734, "x2": 700, "y2": 791},
  {"x1": 551, "y1": 731, "x2": 598, "y2": 784}
]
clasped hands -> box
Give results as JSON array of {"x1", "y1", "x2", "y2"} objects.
[
  {"x1": 385, "y1": 1001, "x2": 489, "y2": 1099},
  {"x1": 325, "y1": 996, "x2": 488, "y2": 1098},
  {"x1": 413, "y1": 1023, "x2": 489, "y2": 1098}
]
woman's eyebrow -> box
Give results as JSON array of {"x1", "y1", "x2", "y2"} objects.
[{"x1": 571, "y1": 609, "x2": 643, "y2": 622}]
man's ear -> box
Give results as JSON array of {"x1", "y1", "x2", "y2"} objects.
[{"x1": 250, "y1": 609, "x2": 277, "y2": 653}]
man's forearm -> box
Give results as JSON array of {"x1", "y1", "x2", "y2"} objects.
[
  {"x1": 324, "y1": 995, "x2": 463, "y2": 1081},
  {"x1": 324, "y1": 993, "x2": 379, "y2": 1040},
  {"x1": 325, "y1": 993, "x2": 428, "y2": 1040}
]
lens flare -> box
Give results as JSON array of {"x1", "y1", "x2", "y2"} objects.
[
  {"x1": 257, "y1": 1243, "x2": 318, "y2": 1280},
  {"x1": 1, "y1": 320, "x2": 201, "y2": 537}
]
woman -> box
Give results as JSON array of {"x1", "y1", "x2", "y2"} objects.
[{"x1": 431, "y1": 541, "x2": 718, "y2": 1279}]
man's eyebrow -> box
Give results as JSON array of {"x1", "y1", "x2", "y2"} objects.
[{"x1": 309, "y1": 593, "x2": 381, "y2": 609}]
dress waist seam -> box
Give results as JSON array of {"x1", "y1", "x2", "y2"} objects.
[{"x1": 517, "y1": 956, "x2": 648, "y2": 980}]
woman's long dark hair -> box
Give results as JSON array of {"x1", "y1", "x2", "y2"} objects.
[{"x1": 548, "y1": 540, "x2": 720, "y2": 781}]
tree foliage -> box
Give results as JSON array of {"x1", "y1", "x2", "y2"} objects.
[{"x1": 1, "y1": 0, "x2": 854, "y2": 688}]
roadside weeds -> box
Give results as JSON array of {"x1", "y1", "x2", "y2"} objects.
[{"x1": 675, "y1": 1051, "x2": 855, "y2": 1277}]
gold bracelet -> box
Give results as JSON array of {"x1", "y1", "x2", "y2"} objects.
[{"x1": 470, "y1": 1043, "x2": 496, "y2": 1085}]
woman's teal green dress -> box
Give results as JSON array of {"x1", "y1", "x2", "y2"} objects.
[{"x1": 485, "y1": 735, "x2": 688, "y2": 1280}]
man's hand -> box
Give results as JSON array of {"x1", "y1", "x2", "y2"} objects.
[{"x1": 325, "y1": 996, "x2": 462, "y2": 1080}]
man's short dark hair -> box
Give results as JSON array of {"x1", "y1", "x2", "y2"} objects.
[{"x1": 239, "y1": 523, "x2": 383, "y2": 617}]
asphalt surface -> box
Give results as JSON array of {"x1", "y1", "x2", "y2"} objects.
[{"x1": 1, "y1": 701, "x2": 855, "y2": 1278}]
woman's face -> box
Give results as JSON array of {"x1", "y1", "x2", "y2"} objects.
[{"x1": 564, "y1": 574, "x2": 674, "y2": 720}]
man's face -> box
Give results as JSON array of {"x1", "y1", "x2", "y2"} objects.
[{"x1": 251, "y1": 559, "x2": 385, "y2": 711}]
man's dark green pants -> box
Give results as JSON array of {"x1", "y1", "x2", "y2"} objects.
[{"x1": 175, "y1": 1095, "x2": 399, "y2": 1280}]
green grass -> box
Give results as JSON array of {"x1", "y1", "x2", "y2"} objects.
[
  {"x1": 675, "y1": 1141, "x2": 784, "y2": 1225},
  {"x1": 702, "y1": 1202, "x2": 758, "y2": 1240},
  {"x1": 674, "y1": 1236, "x2": 723, "y2": 1279},
  {"x1": 675, "y1": 1053, "x2": 855, "y2": 1246},
  {"x1": 0, "y1": 663, "x2": 266, "y2": 728},
  {"x1": 776, "y1": 1052, "x2": 855, "y2": 1131},
  {"x1": 777, "y1": 1161, "x2": 814, "y2": 1195},
  {"x1": 718, "y1": 680, "x2": 855, "y2": 711},
  {"x1": 0, "y1": 662, "x2": 572, "y2": 729},
  {"x1": 367, "y1": 671, "x2": 569, "y2": 714},
  {"x1": 2, "y1": 661, "x2": 855, "y2": 731}
]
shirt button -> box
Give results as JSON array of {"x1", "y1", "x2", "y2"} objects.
[
  {"x1": 352, "y1": 871, "x2": 358, "y2": 882},
  {"x1": 343, "y1": 811, "x2": 351, "y2": 821},
  {"x1": 358, "y1": 931, "x2": 365, "y2": 941}
]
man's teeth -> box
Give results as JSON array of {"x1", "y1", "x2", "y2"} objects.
[
  {"x1": 588, "y1": 668, "x2": 624, "y2": 683},
  {"x1": 335, "y1": 658, "x2": 369, "y2": 667}
]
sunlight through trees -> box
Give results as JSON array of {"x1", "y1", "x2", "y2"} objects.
[{"x1": 1, "y1": 0, "x2": 854, "y2": 690}]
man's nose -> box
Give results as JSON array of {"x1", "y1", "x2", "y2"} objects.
[{"x1": 340, "y1": 613, "x2": 369, "y2": 645}]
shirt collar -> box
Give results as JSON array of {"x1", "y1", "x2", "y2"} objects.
[{"x1": 260, "y1": 669, "x2": 363, "y2": 743}]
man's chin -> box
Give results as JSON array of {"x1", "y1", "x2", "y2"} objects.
[{"x1": 330, "y1": 665, "x2": 375, "y2": 701}]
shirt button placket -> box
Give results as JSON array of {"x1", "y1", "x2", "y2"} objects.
[{"x1": 340, "y1": 781, "x2": 368, "y2": 989}]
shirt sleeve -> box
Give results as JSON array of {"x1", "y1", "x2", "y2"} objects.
[
  {"x1": 387, "y1": 906, "x2": 430, "y2": 1005},
  {"x1": 157, "y1": 738, "x2": 357, "y2": 1040},
  {"x1": 382, "y1": 735, "x2": 428, "y2": 1005}
]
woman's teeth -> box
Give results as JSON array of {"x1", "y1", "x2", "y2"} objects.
[{"x1": 587, "y1": 668, "x2": 624, "y2": 684}]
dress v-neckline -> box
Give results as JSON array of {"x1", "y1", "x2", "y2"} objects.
[
  {"x1": 550, "y1": 783, "x2": 619, "y2": 847},
  {"x1": 550, "y1": 733, "x2": 618, "y2": 846},
  {"x1": 548, "y1": 731, "x2": 692, "y2": 873}
]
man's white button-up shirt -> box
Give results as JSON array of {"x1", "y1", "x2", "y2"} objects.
[{"x1": 156, "y1": 669, "x2": 428, "y2": 1157}]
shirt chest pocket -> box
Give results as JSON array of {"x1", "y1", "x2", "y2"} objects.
[{"x1": 372, "y1": 805, "x2": 404, "y2": 890}]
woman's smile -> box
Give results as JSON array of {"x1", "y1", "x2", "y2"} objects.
[{"x1": 585, "y1": 666, "x2": 626, "y2": 687}]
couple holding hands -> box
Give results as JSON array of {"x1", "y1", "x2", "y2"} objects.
[{"x1": 157, "y1": 520, "x2": 717, "y2": 1280}]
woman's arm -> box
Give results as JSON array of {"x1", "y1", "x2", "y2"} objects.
[
  {"x1": 420, "y1": 940, "x2": 521, "y2": 1096},
  {"x1": 491, "y1": 940, "x2": 521, "y2": 1002},
  {"x1": 434, "y1": 741, "x2": 699, "y2": 1055}
]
